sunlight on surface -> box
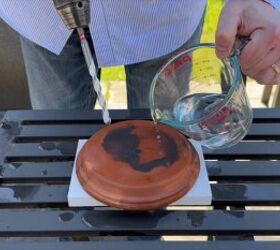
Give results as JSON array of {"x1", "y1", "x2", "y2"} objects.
[{"x1": 101, "y1": 0, "x2": 224, "y2": 82}]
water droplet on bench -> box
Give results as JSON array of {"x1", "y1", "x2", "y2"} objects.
[{"x1": 41, "y1": 170, "x2": 48, "y2": 176}]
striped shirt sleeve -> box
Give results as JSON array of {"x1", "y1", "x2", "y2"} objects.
[{"x1": 0, "y1": 0, "x2": 72, "y2": 55}]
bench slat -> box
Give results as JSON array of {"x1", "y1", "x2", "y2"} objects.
[
  {"x1": 5, "y1": 142, "x2": 280, "y2": 161},
  {"x1": 13, "y1": 123, "x2": 280, "y2": 142},
  {"x1": 1, "y1": 183, "x2": 280, "y2": 207},
  {"x1": 1, "y1": 210, "x2": 280, "y2": 236},
  {"x1": 4, "y1": 110, "x2": 150, "y2": 123},
  {"x1": 0, "y1": 162, "x2": 72, "y2": 182},
  {"x1": 1, "y1": 161, "x2": 280, "y2": 182},
  {"x1": 2, "y1": 241, "x2": 280, "y2": 250},
  {"x1": 4, "y1": 109, "x2": 280, "y2": 123}
]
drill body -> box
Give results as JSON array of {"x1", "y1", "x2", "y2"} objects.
[{"x1": 53, "y1": 0, "x2": 90, "y2": 29}]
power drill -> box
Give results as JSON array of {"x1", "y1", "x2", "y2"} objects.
[
  {"x1": 53, "y1": 0, "x2": 111, "y2": 124},
  {"x1": 52, "y1": 0, "x2": 90, "y2": 29}
]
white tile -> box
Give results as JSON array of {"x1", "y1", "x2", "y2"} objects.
[{"x1": 68, "y1": 139, "x2": 212, "y2": 207}]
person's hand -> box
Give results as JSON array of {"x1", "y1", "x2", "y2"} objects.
[{"x1": 215, "y1": 0, "x2": 280, "y2": 85}]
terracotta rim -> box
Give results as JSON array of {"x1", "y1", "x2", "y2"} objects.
[{"x1": 76, "y1": 120, "x2": 200, "y2": 210}]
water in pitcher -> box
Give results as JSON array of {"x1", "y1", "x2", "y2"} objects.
[{"x1": 171, "y1": 93, "x2": 252, "y2": 148}]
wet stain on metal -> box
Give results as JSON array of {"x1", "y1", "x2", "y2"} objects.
[
  {"x1": 0, "y1": 119, "x2": 22, "y2": 140},
  {"x1": 102, "y1": 126, "x2": 179, "y2": 172},
  {"x1": 6, "y1": 163, "x2": 22, "y2": 169},
  {"x1": 207, "y1": 166, "x2": 222, "y2": 175},
  {"x1": 82, "y1": 210, "x2": 169, "y2": 229},
  {"x1": 0, "y1": 186, "x2": 40, "y2": 202},
  {"x1": 39, "y1": 141, "x2": 77, "y2": 155},
  {"x1": 39, "y1": 142, "x2": 56, "y2": 151},
  {"x1": 0, "y1": 188, "x2": 20, "y2": 202},
  {"x1": 186, "y1": 211, "x2": 206, "y2": 227},
  {"x1": 212, "y1": 184, "x2": 247, "y2": 200},
  {"x1": 0, "y1": 163, "x2": 22, "y2": 181},
  {"x1": 13, "y1": 186, "x2": 40, "y2": 200},
  {"x1": 0, "y1": 119, "x2": 22, "y2": 165},
  {"x1": 56, "y1": 142, "x2": 77, "y2": 155},
  {"x1": 59, "y1": 212, "x2": 74, "y2": 222},
  {"x1": 223, "y1": 210, "x2": 245, "y2": 218}
]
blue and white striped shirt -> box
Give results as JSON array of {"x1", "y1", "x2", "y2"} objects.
[
  {"x1": 0, "y1": 0, "x2": 207, "y2": 67},
  {"x1": 1, "y1": 0, "x2": 279, "y2": 67}
]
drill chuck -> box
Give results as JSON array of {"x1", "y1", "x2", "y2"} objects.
[{"x1": 53, "y1": 0, "x2": 90, "y2": 29}]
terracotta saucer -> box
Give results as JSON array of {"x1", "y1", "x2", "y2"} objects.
[{"x1": 76, "y1": 120, "x2": 200, "y2": 210}]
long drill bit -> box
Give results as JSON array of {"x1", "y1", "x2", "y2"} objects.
[{"x1": 53, "y1": 0, "x2": 111, "y2": 125}]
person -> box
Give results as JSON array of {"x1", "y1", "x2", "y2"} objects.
[
  {"x1": 0, "y1": 0, "x2": 280, "y2": 110},
  {"x1": 216, "y1": 0, "x2": 280, "y2": 85}
]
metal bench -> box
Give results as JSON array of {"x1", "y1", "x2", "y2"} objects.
[{"x1": 1, "y1": 109, "x2": 280, "y2": 249}]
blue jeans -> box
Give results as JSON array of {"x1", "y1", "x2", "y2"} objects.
[{"x1": 20, "y1": 18, "x2": 203, "y2": 110}]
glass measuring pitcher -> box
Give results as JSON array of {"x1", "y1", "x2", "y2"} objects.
[{"x1": 149, "y1": 43, "x2": 253, "y2": 149}]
